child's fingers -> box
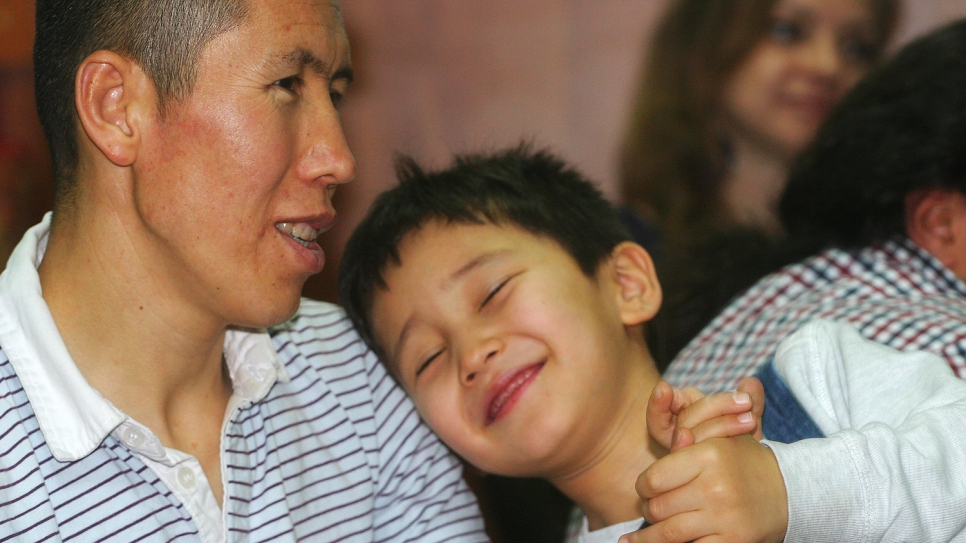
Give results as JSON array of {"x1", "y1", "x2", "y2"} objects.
[
  {"x1": 635, "y1": 446, "x2": 703, "y2": 500},
  {"x1": 669, "y1": 386, "x2": 706, "y2": 414},
  {"x1": 646, "y1": 381, "x2": 677, "y2": 449},
  {"x1": 675, "y1": 390, "x2": 752, "y2": 431},
  {"x1": 640, "y1": 471, "x2": 706, "y2": 525},
  {"x1": 618, "y1": 511, "x2": 707, "y2": 543},
  {"x1": 668, "y1": 427, "x2": 694, "y2": 453},
  {"x1": 737, "y1": 376, "x2": 766, "y2": 440},
  {"x1": 686, "y1": 412, "x2": 757, "y2": 445}
]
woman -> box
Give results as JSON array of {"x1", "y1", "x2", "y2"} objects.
[
  {"x1": 623, "y1": 0, "x2": 899, "y2": 366},
  {"x1": 622, "y1": 0, "x2": 898, "y2": 248}
]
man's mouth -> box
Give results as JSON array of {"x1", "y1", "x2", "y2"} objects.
[
  {"x1": 275, "y1": 222, "x2": 324, "y2": 248},
  {"x1": 485, "y1": 362, "x2": 545, "y2": 426}
]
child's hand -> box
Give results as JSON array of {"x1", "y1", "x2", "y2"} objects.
[
  {"x1": 621, "y1": 435, "x2": 788, "y2": 543},
  {"x1": 647, "y1": 377, "x2": 765, "y2": 452}
]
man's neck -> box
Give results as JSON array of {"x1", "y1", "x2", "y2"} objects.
[
  {"x1": 548, "y1": 351, "x2": 664, "y2": 531},
  {"x1": 38, "y1": 195, "x2": 232, "y2": 445}
]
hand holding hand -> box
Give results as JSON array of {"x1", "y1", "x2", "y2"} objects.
[
  {"x1": 622, "y1": 435, "x2": 788, "y2": 543},
  {"x1": 647, "y1": 377, "x2": 765, "y2": 452}
]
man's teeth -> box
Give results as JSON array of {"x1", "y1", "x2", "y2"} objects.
[{"x1": 275, "y1": 222, "x2": 321, "y2": 247}]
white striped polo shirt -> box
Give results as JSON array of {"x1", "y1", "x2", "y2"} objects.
[{"x1": 0, "y1": 217, "x2": 489, "y2": 542}]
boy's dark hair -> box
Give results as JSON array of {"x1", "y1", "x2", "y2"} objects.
[
  {"x1": 780, "y1": 18, "x2": 966, "y2": 254},
  {"x1": 34, "y1": 0, "x2": 249, "y2": 207},
  {"x1": 339, "y1": 145, "x2": 631, "y2": 362}
]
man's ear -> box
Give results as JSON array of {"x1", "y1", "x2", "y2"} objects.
[
  {"x1": 906, "y1": 187, "x2": 966, "y2": 281},
  {"x1": 608, "y1": 241, "x2": 662, "y2": 326},
  {"x1": 75, "y1": 50, "x2": 153, "y2": 168}
]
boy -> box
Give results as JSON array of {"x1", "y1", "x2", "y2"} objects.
[{"x1": 339, "y1": 146, "x2": 966, "y2": 542}]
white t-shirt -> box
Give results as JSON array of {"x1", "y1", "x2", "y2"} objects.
[
  {"x1": 567, "y1": 514, "x2": 644, "y2": 543},
  {"x1": 568, "y1": 320, "x2": 966, "y2": 542}
]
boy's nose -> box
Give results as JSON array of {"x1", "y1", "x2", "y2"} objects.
[{"x1": 460, "y1": 337, "x2": 502, "y2": 385}]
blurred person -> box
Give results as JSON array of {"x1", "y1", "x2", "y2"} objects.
[
  {"x1": 621, "y1": 0, "x2": 898, "y2": 245},
  {"x1": 623, "y1": 0, "x2": 899, "y2": 365},
  {"x1": 664, "y1": 19, "x2": 966, "y2": 397},
  {"x1": 0, "y1": 0, "x2": 487, "y2": 540}
]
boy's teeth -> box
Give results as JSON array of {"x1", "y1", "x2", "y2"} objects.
[{"x1": 275, "y1": 222, "x2": 321, "y2": 245}]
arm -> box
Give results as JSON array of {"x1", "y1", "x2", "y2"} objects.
[
  {"x1": 617, "y1": 380, "x2": 778, "y2": 543},
  {"x1": 627, "y1": 319, "x2": 966, "y2": 543},
  {"x1": 769, "y1": 319, "x2": 966, "y2": 543}
]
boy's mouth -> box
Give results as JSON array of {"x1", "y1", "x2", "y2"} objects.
[{"x1": 484, "y1": 361, "x2": 545, "y2": 426}]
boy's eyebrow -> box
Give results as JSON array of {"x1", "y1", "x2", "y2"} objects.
[
  {"x1": 442, "y1": 250, "x2": 511, "y2": 290},
  {"x1": 392, "y1": 250, "x2": 511, "y2": 362}
]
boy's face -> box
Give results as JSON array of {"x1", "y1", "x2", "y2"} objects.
[{"x1": 371, "y1": 221, "x2": 649, "y2": 477}]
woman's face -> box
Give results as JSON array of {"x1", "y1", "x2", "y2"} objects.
[{"x1": 722, "y1": 0, "x2": 881, "y2": 161}]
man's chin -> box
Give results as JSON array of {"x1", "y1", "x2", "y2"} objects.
[{"x1": 230, "y1": 292, "x2": 304, "y2": 330}]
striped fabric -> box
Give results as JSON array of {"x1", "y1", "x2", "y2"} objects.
[
  {"x1": 0, "y1": 218, "x2": 488, "y2": 542},
  {"x1": 0, "y1": 302, "x2": 488, "y2": 542},
  {"x1": 663, "y1": 238, "x2": 966, "y2": 392}
]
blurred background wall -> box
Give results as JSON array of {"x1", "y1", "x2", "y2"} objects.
[
  {"x1": 2, "y1": 0, "x2": 966, "y2": 299},
  {"x1": 0, "y1": 0, "x2": 51, "y2": 262}
]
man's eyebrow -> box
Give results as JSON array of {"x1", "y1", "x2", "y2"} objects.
[{"x1": 269, "y1": 47, "x2": 354, "y2": 84}]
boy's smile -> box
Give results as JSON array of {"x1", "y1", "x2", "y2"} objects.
[
  {"x1": 484, "y1": 360, "x2": 545, "y2": 425},
  {"x1": 371, "y1": 220, "x2": 656, "y2": 477}
]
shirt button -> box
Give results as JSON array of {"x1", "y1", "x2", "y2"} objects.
[
  {"x1": 122, "y1": 426, "x2": 145, "y2": 448},
  {"x1": 178, "y1": 467, "x2": 197, "y2": 490}
]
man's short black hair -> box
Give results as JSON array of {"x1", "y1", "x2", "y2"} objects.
[
  {"x1": 34, "y1": 0, "x2": 249, "y2": 207},
  {"x1": 780, "y1": 19, "x2": 966, "y2": 253},
  {"x1": 339, "y1": 145, "x2": 631, "y2": 362}
]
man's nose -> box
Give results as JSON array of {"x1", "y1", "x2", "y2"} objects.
[
  {"x1": 296, "y1": 98, "x2": 357, "y2": 189},
  {"x1": 460, "y1": 337, "x2": 502, "y2": 386}
]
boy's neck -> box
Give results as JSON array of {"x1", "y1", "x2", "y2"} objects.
[{"x1": 548, "y1": 348, "x2": 664, "y2": 531}]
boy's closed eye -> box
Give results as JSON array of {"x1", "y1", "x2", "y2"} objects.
[
  {"x1": 479, "y1": 273, "x2": 521, "y2": 311},
  {"x1": 416, "y1": 350, "x2": 442, "y2": 378}
]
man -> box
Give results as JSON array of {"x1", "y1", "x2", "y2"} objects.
[
  {"x1": 0, "y1": 1, "x2": 487, "y2": 541},
  {"x1": 663, "y1": 20, "x2": 966, "y2": 393}
]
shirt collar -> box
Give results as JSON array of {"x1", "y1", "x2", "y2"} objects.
[{"x1": 0, "y1": 213, "x2": 289, "y2": 462}]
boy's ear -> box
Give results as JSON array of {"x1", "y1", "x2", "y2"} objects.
[
  {"x1": 609, "y1": 241, "x2": 662, "y2": 326},
  {"x1": 906, "y1": 187, "x2": 966, "y2": 281},
  {"x1": 75, "y1": 50, "x2": 154, "y2": 168}
]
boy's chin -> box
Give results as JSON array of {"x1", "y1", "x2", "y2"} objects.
[{"x1": 464, "y1": 445, "x2": 565, "y2": 479}]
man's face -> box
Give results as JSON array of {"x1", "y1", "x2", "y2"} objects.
[
  {"x1": 371, "y1": 221, "x2": 645, "y2": 478},
  {"x1": 134, "y1": 0, "x2": 355, "y2": 327}
]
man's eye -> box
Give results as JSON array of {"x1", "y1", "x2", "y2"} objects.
[
  {"x1": 416, "y1": 351, "x2": 442, "y2": 378},
  {"x1": 330, "y1": 90, "x2": 346, "y2": 109},
  {"x1": 274, "y1": 76, "x2": 303, "y2": 93}
]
